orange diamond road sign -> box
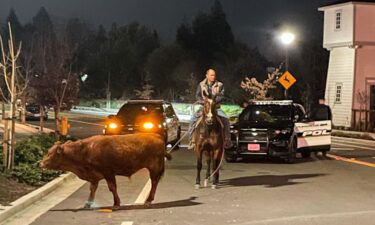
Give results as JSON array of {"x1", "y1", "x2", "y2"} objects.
[{"x1": 278, "y1": 71, "x2": 296, "y2": 90}]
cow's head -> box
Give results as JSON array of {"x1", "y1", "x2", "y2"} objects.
[{"x1": 40, "y1": 141, "x2": 66, "y2": 170}]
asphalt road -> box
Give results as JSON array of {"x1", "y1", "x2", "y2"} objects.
[{"x1": 18, "y1": 112, "x2": 375, "y2": 225}]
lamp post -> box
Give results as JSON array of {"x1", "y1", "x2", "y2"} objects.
[{"x1": 280, "y1": 32, "x2": 295, "y2": 99}]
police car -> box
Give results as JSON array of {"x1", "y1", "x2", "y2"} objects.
[{"x1": 226, "y1": 100, "x2": 331, "y2": 163}]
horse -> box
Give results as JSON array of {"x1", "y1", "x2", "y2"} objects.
[{"x1": 192, "y1": 95, "x2": 225, "y2": 189}]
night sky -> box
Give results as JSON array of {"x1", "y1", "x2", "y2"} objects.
[{"x1": 0, "y1": 0, "x2": 339, "y2": 50}]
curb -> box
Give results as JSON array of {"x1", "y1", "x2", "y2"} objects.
[
  {"x1": 0, "y1": 172, "x2": 77, "y2": 223},
  {"x1": 332, "y1": 129, "x2": 375, "y2": 141},
  {"x1": 21, "y1": 123, "x2": 55, "y2": 134}
]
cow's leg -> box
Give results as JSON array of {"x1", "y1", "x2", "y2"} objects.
[
  {"x1": 145, "y1": 171, "x2": 162, "y2": 206},
  {"x1": 105, "y1": 176, "x2": 121, "y2": 209},
  {"x1": 195, "y1": 151, "x2": 203, "y2": 189},
  {"x1": 84, "y1": 180, "x2": 99, "y2": 209}
]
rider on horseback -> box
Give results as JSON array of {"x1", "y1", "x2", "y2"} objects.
[{"x1": 188, "y1": 69, "x2": 232, "y2": 150}]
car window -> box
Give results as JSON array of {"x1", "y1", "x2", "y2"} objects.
[
  {"x1": 240, "y1": 105, "x2": 292, "y2": 125},
  {"x1": 117, "y1": 104, "x2": 163, "y2": 122},
  {"x1": 164, "y1": 104, "x2": 175, "y2": 118},
  {"x1": 294, "y1": 104, "x2": 306, "y2": 122}
]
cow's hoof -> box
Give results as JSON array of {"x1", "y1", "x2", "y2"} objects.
[
  {"x1": 204, "y1": 179, "x2": 209, "y2": 187},
  {"x1": 83, "y1": 201, "x2": 94, "y2": 209},
  {"x1": 211, "y1": 185, "x2": 217, "y2": 190},
  {"x1": 194, "y1": 184, "x2": 200, "y2": 189},
  {"x1": 112, "y1": 205, "x2": 121, "y2": 210},
  {"x1": 144, "y1": 201, "x2": 152, "y2": 207}
]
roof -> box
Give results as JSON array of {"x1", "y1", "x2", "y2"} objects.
[
  {"x1": 319, "y1": 1, "x2": 375, "y2": 10},
  {"x1": 249, "y1": 100, "x2": 293, "y2": 105},
  {"x1": 124, "y1": 100, "x2": 167, "y2": 104}
]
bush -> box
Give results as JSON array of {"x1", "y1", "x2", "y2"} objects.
[{"x1": 0, "y1": 133, "x2": 74, "y2": 186}]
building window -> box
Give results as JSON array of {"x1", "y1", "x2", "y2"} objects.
[
  {"x1": 335, "y1": 10, "x2": 342, "y2": 30},
  {"x1": 335, "y1": 83, "x2": 343, "y2": 103}
]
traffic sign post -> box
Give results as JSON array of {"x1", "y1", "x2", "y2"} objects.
[{"x1": 278, "y1": 71, "x2": 297, "y2": 99}]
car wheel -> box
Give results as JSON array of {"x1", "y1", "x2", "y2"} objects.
[
  {"x1": 301, "y1": 151, "x2": 311, "y2": 158},
  {"x1": 284, "y1": 138, "x2": 297, "y2": 164},
  {"x1": 225, "y1": 152, "x2": 237, "y2": 163}
]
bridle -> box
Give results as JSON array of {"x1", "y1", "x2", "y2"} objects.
[{"x1": 203, "y1": 97, "x2": 217, "y2": 126}]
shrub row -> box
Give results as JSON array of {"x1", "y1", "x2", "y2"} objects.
[{"x1": 0, "y1": 134, "x2": 75, "y2": 186}]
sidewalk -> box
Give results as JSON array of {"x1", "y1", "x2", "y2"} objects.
[
  {"x1": 332, "y1": 129, "x2": 375, "y2": 141},
  {"x1": 0, "y1": 122, "x2": 54, "y2": 140}
]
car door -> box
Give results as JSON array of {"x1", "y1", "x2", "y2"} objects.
[
  {"x1": 293, "y1": 104, "x2": 332, "y2": 149},
  {"x1": 163, "y1": 103, "x2": 179, "y2": 142}
]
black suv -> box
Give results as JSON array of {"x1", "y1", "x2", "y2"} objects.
[
  {"x1": 103, "y1": 100, "x2": 181, "y2": 146},
  {"x1": 226, "y1": 100, "x2": 331, "y2": 163}
]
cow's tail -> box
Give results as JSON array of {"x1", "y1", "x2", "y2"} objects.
[{"x1": 165, "y1": 152, "x2": 172, "y2": 161}]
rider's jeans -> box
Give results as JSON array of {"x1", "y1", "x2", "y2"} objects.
[{"x1": 189, "y1": 108, "x2": 230, "y2": 142}]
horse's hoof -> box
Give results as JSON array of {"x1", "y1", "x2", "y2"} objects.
[
  {"x1": 204, "y1": 179, "x2": 209, "y2": 187},
  {"x1": 194, "y1": 184, "x2": 201, "y2": 189},
  {"x1": 211, "y1": 185, "x2": 217, "y2": 190}
]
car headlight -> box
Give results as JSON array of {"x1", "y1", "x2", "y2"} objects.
[
  {"x1": 275, "y1": 128, "x2": 292, "y2": 135},
  {"x1": 108, "y1": 122, "x2": 118, "y2": 129},
  {"x1": 143, "y1": 122, "x2": 154, "y2": 129},
  {"x1": 230, "y1": 130, "x2": 238, "y2": 134}
]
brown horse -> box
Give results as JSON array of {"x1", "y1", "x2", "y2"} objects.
[{"x1": 192, "y1": 95, "x2": 224, "y2": 189}]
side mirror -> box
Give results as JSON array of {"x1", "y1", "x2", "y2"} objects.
[{"x1": 108, "y1": 115, "x2": 115, "y2": 119}]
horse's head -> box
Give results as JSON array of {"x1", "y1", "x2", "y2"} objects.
[{"x1": 202, "y1": 92, "x2": 217, "y2": 126}]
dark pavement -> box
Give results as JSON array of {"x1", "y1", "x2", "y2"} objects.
[{"x1": 23, "y1": 112, "x2": 375, "y2": 225}]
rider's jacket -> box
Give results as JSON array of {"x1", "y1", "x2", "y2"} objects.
[{"x1": 195, "y1": 78, "x2": 224, "y2": 104}]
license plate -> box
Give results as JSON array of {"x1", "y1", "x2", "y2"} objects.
[{"x1": 248, "y1": 144, "x2": 260, "y2": 151}]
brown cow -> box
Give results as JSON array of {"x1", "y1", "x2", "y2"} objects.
[{"x1": 40, "y1": 133, "x2": 171, "y2": 209}]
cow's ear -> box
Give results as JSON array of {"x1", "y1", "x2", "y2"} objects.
[{"x1": 57, "y1": 146, "x2": 64, "y2": 154}]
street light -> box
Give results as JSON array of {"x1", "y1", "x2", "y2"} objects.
[
  {"x1": 280, "y1": 32, "x2": 295, "y2": 71},
  {"x1": 280, "y1": 31, "x2": 295, "y2": 99}
]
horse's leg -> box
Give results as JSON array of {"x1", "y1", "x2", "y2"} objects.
[
  {"x1": 212, "y1": 149, "x2": 223, "y2": 189},
  {"x1": 204, "y1": 151, "x2": 211, "y2": 187},
  {"x1": 195, "y1": 149, "x2": 203, "y2": 189}
]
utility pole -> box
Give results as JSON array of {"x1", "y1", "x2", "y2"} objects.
[
  {"x1": 285, "y1": 47, "x2": 289, "y2": 99},
  {"x1": 106, "y1": 72, "x2": 111, "y2": 109}
]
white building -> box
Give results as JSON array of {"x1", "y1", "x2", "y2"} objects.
[{"x1": 319, "y1": 0, "x2": 375, "y2": 128}]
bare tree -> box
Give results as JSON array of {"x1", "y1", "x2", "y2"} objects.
[
  {"x1": 0, "y1": 23, "x2": 28, "y2": 169},
  {"x1": 31, "y1": 28, "x2": 80, "y2": 133}
]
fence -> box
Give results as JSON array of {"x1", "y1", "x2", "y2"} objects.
[{"x1": 352, "y1": 109, "x2": 375, "y2": 131}]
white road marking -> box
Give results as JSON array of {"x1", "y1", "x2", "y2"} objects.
[
  {"x1": 121, "y1": 222, "x2": 134, "y2": 225},
  {"x1": 134, "y1": 179, "x2": 151, "y2": 204}
]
